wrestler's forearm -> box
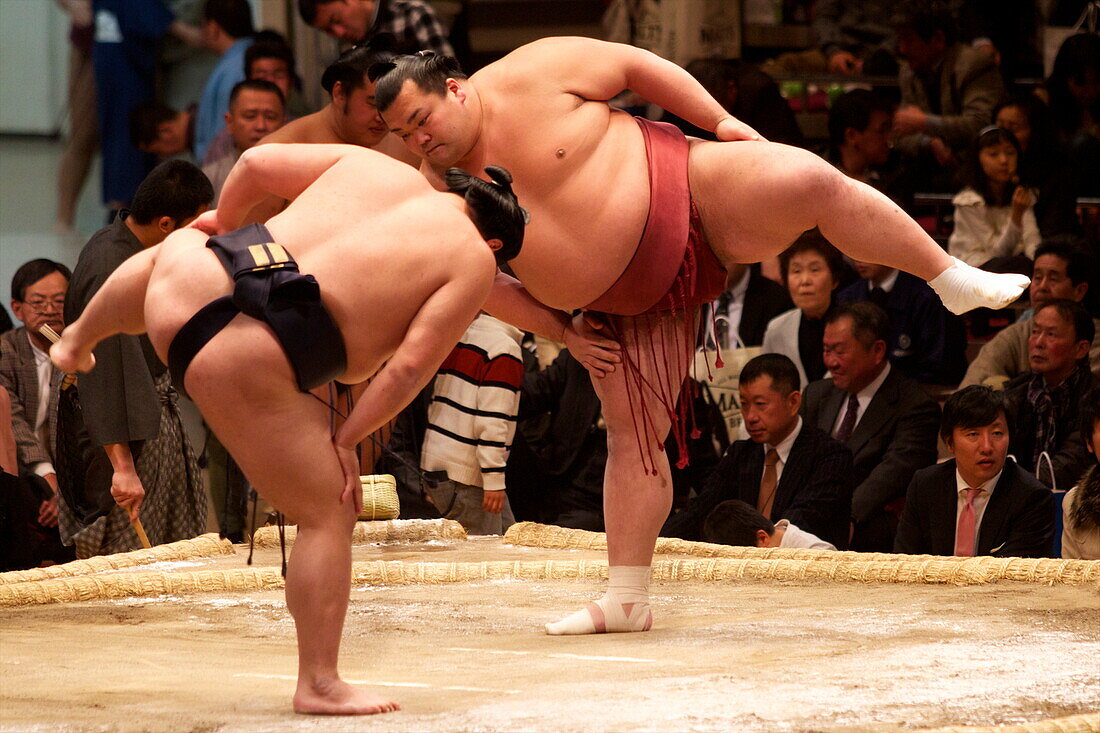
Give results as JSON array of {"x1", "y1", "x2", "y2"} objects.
[
  {"x1": 333, "y1": 367, "x2": 429, "y2": 450},
  {"x1": 621, "y1": 51, "x2": 733, "y2": 135},
  {"x1": 482, "y1": 273, "x2": 570, "y2": 342}
]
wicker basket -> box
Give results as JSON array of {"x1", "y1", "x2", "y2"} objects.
[{"x1": 359, "y1": 474, "x2": 400, "y2": 520}]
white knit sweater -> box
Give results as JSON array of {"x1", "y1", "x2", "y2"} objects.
[{"x1": 420, "y1": 315, "x2": 524, "y2": 491}]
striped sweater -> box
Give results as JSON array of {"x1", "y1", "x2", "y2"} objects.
[{"x1": 420, "y1": 315, "x2": 524, "y2": 491}]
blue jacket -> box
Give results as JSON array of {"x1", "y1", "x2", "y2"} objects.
[{"x1": 838, "y1": 271, "x2": 967, "y2": 386}]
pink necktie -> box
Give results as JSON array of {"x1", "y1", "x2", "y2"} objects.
[{"x1": 954, "y1": 488, "x2": 983, "y2": 557}]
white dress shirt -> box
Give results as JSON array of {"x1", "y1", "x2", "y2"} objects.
[
  {"x1": 708, "y1": 267, "x2": 751, "y2": 350},
  {"x1": 869, "y1": 268, "x2": 899, "y2": 294},
  {"x1": 776, "y1": 519, "x2": 837, "y2": 550},
  {"x1": 764, "y1": 416, "x2": 803, "y2": 485},
  {"x1": 28, "y1": 335, "x2": 55, "y2": 477},
  {"x1": 832, "y1": 362, "x2": 892, "y2": 438},
  {"x1": 954, "y1": 467, "x2": 1001, "y2": 555}
]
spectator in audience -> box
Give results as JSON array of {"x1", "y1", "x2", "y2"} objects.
[
  {"x1": 517, "y1": 348, "x2": 606, "y2": 531},
  {"x1": 891, "y1": 1, "x2": 1005, "y2": 182},
  {"x1": 1061, "y1": 388, "x2": 1100, "y2": 559},
  {"x1": 1045, "y1": 33, "x2": 1100, "y2": 197},
  {"x1": 130, "y1": 101, "x2": 195, "y2": 160},
  {"x1": 828, "y1": 89, "x2": 914, "y2": 211},
  {"x1": 762, "y1": 232, "x2": 844, "y2": 388},
  {"x1": 201, "y1": 31, "x2": 311, "y2": 166},
  {"x1": 246, "y1": 31, "x2": 309, "y2": 118},
  {"x1": 202, "y1": 80, "x2": 286, "y2": 202},
  {"x1": 261, "y1": 42, "x2": 417, "y2": 165},
  {"x1": 1, "y1": 260, "x2": 72, "y2": 531},
  {"x1": 58, "y1": 161, "x2": 213, "y2": 558},
  {"x1": 193, "y1": 0, "x2": 255, "y2": 162},
  {"x1": 663, "y1": 354, "x2": 853, "y2": 549},
  {"x1": 948, "y1": 126, "x2": 1040, "y2": 273},
  {"x1": 813, "y1": 0, "x2": 898, "y2": 75},
  {"x1": 0, "y1": 386, "x2": 72, "y2": 569},
  {"x1": 705, "y1": 263, "x2": 792, "y2": 350},
  {"x1": 895, "y1": 385, "x2": 1054, "y2": 557},
  {"x1": 803, "y1": 301, "x2": 941, "y2": 551},
  {"x1": 963, "y1": 238, "x2": 1099, "y2": 387},
  {"x1": 702, "y1": 499, "x2": 837, "y2": 551},
  {"x1": 992, "y1": 95, "x2": 1080, "y2": 238},
  {"x1": 838, "y1": 259, "x2": 968, "y2": 385},
  {"x1": 92, "y1": 0, "x2": 202, "y2": 211},
  {"x1": 420, "y1": 314, "x2": 524, "y2": 535},
  {"x1": 661, "y1": 59, "x2": 805, "y2": 148},
  {"x1": 55, "y1": 0, "x2": 98, "y2": 233},
  {"x1": 1004, "y1": 299, "x2": 1097, "y2": 489},
  {"x1": 298, "y1": 0, "x2": 454, "y2": 55}
]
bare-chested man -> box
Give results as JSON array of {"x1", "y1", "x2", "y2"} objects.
[
  {"x1": 371, "y1": 38, "x2": 1030, "y2": 636},
  {"x1": 50, "y1": 144, "x2": 526, "y2": 715},
  {"x1": 260, "y1": 43, "x2": 416, "y2": 165}
]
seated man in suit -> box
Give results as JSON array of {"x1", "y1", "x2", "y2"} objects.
[
  {"x1": 803, "y1": 301, "x2": 941, "y2": 552},
  {"x1": 895, "y1": 386, "x2": 1054, "y2": 557},
  {"x1": 1004, "y1": 299, "x2": 1098, "y2": 489},
  {"x1": 662, "y1": 353, "x2": 852, "y2": 548},
  {"x1": 837, "y1": 259, "x2": 968, "y2": 386},
  {"x1": 702, "y1": 499, "x2": 837, "y2": 550}
]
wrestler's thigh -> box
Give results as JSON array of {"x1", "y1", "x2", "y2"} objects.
[
  {"x1": 591, "y1": 310, "x2": 695, "y2": 438},
  {"x1": 185, "y1": 324, "x2": 352, "y2": 528},
  {"x1": 687, "y1": 140, "x2": 840, "y2": 264}
]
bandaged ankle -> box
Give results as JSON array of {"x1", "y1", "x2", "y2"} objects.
[
  {"x1": 545, "y1": 566, "x2": 653, "y2": 635},
  {"x1": 928, "y1": 257, "x2": 1030, "y2": 315}
]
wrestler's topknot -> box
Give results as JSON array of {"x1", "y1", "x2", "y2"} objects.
[
  {"x1": 372, "y1": 51, "x2": 467, "y2": 112},
  {"x1": 321, "y1": 35, "x2": 397, "y2": 95},
  {"x1": 446, "y1": 165, "x2": 528, "y2": 265}
]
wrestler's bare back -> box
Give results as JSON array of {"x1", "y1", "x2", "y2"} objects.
[{"x1": 144, "y1": 149, "x2": 493, "y2": 385}]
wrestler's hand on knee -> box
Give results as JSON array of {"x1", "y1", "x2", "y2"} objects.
[
  {"x1": 334, "y1": 442, "x2": 363, "y2": 516},
  {"x1": 564, "y1": 312, "x2": 620, "y2": 379},
  {"x1": 110, "y1": 470, "x2": 145, "y2": 521},
  {"x1": 715, "y1": 115, "x2": 765, "y2": 143},
  {"x1": 482, "y1": 489, "x2": 504, "y2": 514}
]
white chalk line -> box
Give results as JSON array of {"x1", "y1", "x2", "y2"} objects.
[
  {"x1": 234, "y1": 672, "x2": 520, "y2": 694},
  {"x1": 446, "y1": 647, "x2": 673, "y2": 664}
]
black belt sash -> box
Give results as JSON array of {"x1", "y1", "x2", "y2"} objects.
[{"x1": 167, "y1": 223, "x2": 347, "y2": 398}]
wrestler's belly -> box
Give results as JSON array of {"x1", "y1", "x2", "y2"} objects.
[{"x1": 505, "y1": 153, "x2": 651, "y2": 309}]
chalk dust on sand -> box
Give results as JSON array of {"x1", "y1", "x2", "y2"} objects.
[{"x1": 1, "y1": 537, "x2": 1097, "y2": 732}]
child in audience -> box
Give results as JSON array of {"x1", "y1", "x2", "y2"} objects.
[
  {"x1": 702, "y1": 499, "x2": 837, "y2": 550},
  {"x1": 948, "y1": 126, "x2": 1040, "y2": 274},
  {"x1": 420, "y1": 313, "x2": 524, "y2": 535}
]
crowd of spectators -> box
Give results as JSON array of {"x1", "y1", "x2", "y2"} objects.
[{"x1": 2, "y1": 0, "x2": 1098, "y2": 568}]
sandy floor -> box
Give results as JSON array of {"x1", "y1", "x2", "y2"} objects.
[{"x1": 2, "y1": 536, "x2": 1098, "y2": 732}]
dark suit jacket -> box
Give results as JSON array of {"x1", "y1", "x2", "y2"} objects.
[
  {"x1": 894, "y1": 459, "x2": 1054, "y2": 557},
  {"x1": 1003, "y1": 367, "x2": 1098, "y2": 491},
  {"x1": 738, "y1": 268, "x2": 794, "y2": 348},
  {"x1": 802, "y1": 367, "x2": 940, "y2": 524},
  {"x1": 662, "y1": 422, "x2": 853, "y2": 548},
  {"x1": 837, "y1": 272, "x2": 968, "y2": 386},
  {"x1": 518, "y1": 349, "x2": 602, "y2": 477}
]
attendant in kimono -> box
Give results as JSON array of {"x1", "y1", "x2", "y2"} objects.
[{"x1": 57, "y1": 160, "x2": 213, "y2": 558}]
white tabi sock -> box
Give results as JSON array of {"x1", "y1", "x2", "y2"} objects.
[
  {"x1": 545, "y1": 565, "x2": 653, "y2": 635},
  {"x1": 928, "y1": 257, "x2": 1030, "y2": 315}
]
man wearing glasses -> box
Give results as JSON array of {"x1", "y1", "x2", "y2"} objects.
[{"x1": 1, "y1": 259, "x2": 71, "y2": 532}]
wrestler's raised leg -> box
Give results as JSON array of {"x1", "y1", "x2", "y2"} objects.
[
  {"x1": 546, "y1": 312, "x2": 690, "y2": 635},
  {"x1": 50, "y1": 245, "x2": 161, "y2": 374},
  {"x1": 186, "y1": 334, "x2": 399, "y2": 715},
  {"x1": 690, "y1": 141, "x2": 1029, "y2": 314}
]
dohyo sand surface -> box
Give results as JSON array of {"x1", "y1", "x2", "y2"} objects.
[{"x1": 1, "y1": 534, "x2": 1098, "y2": 732}]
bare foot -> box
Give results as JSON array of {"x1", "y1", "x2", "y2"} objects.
[
  {"x1": 49, "y1": 338, "x2": 96, "y2": 374},
  {"x1": 293, "y1": 678, "x2": 400, "y2": 716}
]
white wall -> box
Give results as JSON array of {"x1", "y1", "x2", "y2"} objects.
[{"x1": 0, "y1": 1, "x2": 68, "y2": 134}]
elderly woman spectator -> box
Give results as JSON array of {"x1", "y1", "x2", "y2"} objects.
[{"x1": 762, "y1": 232, "x2": 846, "y2": 388}]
